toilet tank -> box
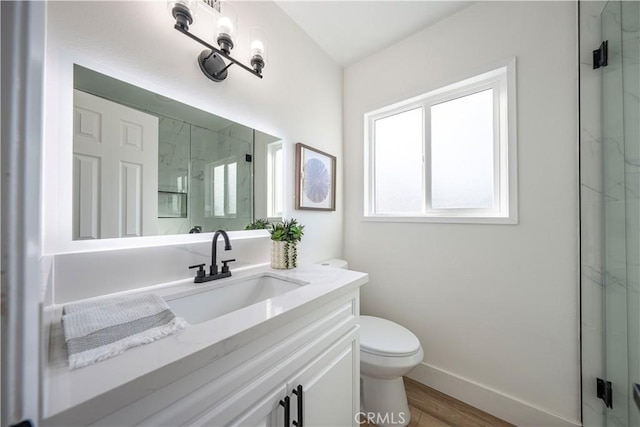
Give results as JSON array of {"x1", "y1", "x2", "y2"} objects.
[{"x1": 318, "y1": 259, "x2": 348, "y2": 269}]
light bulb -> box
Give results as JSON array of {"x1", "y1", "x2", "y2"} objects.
[
  {"x1": 251, "y1": 40, "x2": 265, "y2": 57},
  {"x1": 249, "y1": 27, "x2": 268, "y2": 74},
  {"x1": 218, "y1": 16, "x2": 233, "y2": 36},
  {"x1": 168, "y1": 0, "x2": 197, "y2": 30}
]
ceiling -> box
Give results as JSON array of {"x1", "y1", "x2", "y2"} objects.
[{"x1": 275, "y1": 1, "x2": 474, "y2": 67}]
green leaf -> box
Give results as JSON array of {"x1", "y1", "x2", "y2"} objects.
[{"x1": 268, "y1": 218, "x2": 305, "y2": 242}]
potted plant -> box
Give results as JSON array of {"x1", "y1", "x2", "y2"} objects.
[
  {"x1": 269, "y1": 219, "x2": 304, "y2": 269},
  {"x1": 245, "y1": 218, "x2": 270, "y2": 230}
]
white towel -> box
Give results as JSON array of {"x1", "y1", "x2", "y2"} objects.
[{"x1": 62, "y1": 293, "x2": 187, "y2": 370}]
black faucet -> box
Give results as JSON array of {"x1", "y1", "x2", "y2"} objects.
[{"x1": 188, "y1": 229, "x2": 236, "y2": 283}]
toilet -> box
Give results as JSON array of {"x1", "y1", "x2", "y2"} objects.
[
  {"x1": 359, "y1": 316, "x2": 423, "y2": 426},
  {"x1": 318, "y1": 259, "x2": 424, "y2": 427}
]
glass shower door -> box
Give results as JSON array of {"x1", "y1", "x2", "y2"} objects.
[{"x1": 602, "y1": 1, "x2": 640, "y2": 425}]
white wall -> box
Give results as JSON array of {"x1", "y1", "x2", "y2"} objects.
[
  {"x1": 1, "y1": 2, "x2": 47, "y2": 424},
  {"x1": 43, "y1": 1, "x2": 343, "y2": 302},
  {"x1": 343, "y1": 2, "x2": 580, "y2": 426}
]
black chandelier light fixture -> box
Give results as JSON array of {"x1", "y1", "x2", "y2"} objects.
[{"x1": 168, "y1": 0, "x2": 267, "y2": 82}]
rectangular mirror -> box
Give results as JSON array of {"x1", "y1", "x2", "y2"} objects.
[{"x1": 72, "y1": 65, "x2": 282, "y2": 240}]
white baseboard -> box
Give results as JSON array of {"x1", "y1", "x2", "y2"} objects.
[{"x1": 407, "y1": 363, "x2": 581, "y2": 427}]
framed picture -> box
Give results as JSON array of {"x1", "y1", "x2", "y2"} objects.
[{"x1": 295, "y1": 143, "x2": 336, "y2": 211}]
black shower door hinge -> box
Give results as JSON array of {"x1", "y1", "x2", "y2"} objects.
[
  {"x1": 597, "y1": 378, "x2": 613, "y2": 409},
  {"x1": 9, "y1": 420, "x2": 34, "y2": 427},
  {"x1": 594, "y1": 40, "x2": 609, "y2": 69}
]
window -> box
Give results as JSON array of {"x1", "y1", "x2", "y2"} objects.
[
  {"x1": 205, "y1": 157, "x2": 237, "y2": 218},
  {"x1": 364, "y1": 60, "x2": 517, "y2": 224},
  {"x1": 267, "y1": 141, "x2": 283, "y2": 218}
]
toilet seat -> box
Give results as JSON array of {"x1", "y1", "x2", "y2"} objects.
[{"x1": 360, "y1": 315, "x2": 421, "y2": 357}]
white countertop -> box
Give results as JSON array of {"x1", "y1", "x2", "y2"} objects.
[{"x1": 43, "y1": 264, "x2": 368, "y2": 419}]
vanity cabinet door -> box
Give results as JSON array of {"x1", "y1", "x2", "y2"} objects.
[
  {"x1": 188, "y1": 328, "x2": 358, "y2": 427},
  {"x1": 226, "y1": 386, "x2": 286, "y2": 427},
  {"x1": 288, "y1": 329, "x2": 359, "y2": 427}
]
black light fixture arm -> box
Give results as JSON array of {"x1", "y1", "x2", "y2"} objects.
[
  {"x1": 174, "y1": 24, "x2": 263, "y2": 79},
  {"x1": 216, "y1": 60, "x2": 235, "y2": 76}
]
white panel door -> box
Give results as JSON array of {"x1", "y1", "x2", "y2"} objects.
[{"x1": 73, "y1": 90, "x2": 158, "y2": 239}]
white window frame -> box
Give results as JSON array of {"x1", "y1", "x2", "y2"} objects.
[
  {"x1": 267, "y1": 141, "x2": 283, "y2": 219},
  {"x1": 205, "y1": 156, "x2": 238, "y2": 218},
  {"x1": 364, "y1": 59, "x2": 517, "y2": 224}
]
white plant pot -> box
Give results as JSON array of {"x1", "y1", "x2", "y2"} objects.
[{"x1": 271, "y1": 241, "x2": 298, "y2": 269}]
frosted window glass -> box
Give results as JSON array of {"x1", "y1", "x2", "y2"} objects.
[
  {"x1": 267, "y1": 144, "x2": 283, "y2": 217},
  {"x1": 228, "y1": 162, "x2": 237, "y2": 215},
  {"x1": 431, "y1": 89, "x2": 494, "y2": 209},
  {"x1": 214, "y1": 164, "x2": 225, "y2": 216},
  {"x1": 274, "y1": 148, "x2": 283, "y2": 215},
  {"x1": 374, "y1": 107, "x2": 423, "y2": 214}
]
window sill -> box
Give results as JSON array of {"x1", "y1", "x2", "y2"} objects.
[{"x1": 361, "y1": 215, "x2": 518, "y2": 225}]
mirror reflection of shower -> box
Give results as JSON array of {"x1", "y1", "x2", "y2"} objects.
[{"x1": 72, "y1": 64, "x2": 282, "y2": 240}]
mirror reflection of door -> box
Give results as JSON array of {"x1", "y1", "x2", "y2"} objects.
[{"x1": 73, "y1": 90, "x2": 159, "y2": 239}]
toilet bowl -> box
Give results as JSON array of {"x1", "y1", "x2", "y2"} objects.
[
  {"x1": 360, "y1": 315, "x2": 423, "y2": 427},
  {"x1": 316, "y1": 260, "x2": 423, "y2": 426}
]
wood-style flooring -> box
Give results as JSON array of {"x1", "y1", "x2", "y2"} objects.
[{"x1": 363, "y1": 377, "x2": 514, "y2": 427}]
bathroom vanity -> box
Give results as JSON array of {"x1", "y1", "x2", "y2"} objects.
[
  {"x1": 42, "y1": 265, "x2": 367, "y2": 426},
  {"x1": 36, "y1": 2, "x2": 359, "y2": 426}
]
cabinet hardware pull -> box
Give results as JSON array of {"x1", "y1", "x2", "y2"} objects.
[
  {"x1": 280, "y1": 395, "x2": 290, "y2": 427},
  {"x1": 292, "y1": 384, "x2": 303, "y2": 427}
]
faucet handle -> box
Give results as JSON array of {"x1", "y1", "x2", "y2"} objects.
[
  {"x1": 189, "y1": 263, "x2": 206, "y2": 279},
  {"x1": 221, "y1": 259, "x2": 236, "y2": 274}
]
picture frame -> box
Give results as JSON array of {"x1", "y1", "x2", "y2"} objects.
[{"x1": 295, "y1": 143, "x2": 336, "y2": 211}]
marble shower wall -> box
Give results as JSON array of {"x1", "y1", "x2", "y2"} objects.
[
  {"x1": 581, "y1": 2, "x2": 640, "y2": 426},
  {"x1": 620, "y1": 7, "x2": 640, "y2": 427},
  {"x1": 602, "y1": 2, "x2": 630, "y2": 424},
  {"x1": 158, "y1": 117, "x2": 191, "y2": 235},
  {"x1": 190, "y1": 123, "x2": 253, "y2": 233},
  {"x1": 190, "y1": 126, "x2": 216, "y2": 231},
  {"x1": 580, "y1": 2, "x2": 606, "y2": 426},
  {"x1": 158, "y1": 117, "x2": 190, "y2": 193},
  {"x1": 219, "y1": 123, "x2": 253, "y2": 227},
  {"x1": 602, "y1": 3, "x2": 640, "y2": 426},
  {"x1": 617, "y1": 3, "x2": 640, "y2": 425},
  {"x1": 157, "y1": 119, "x2": 255, "y2": 236}
]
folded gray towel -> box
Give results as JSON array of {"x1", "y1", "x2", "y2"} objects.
[{"x1": 62, "y1": 293, "x2": 187, "y2": 370}]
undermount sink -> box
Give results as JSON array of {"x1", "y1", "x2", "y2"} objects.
[{"x1": 166, "y1": 273, "x2": 307, "y2": 324}]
